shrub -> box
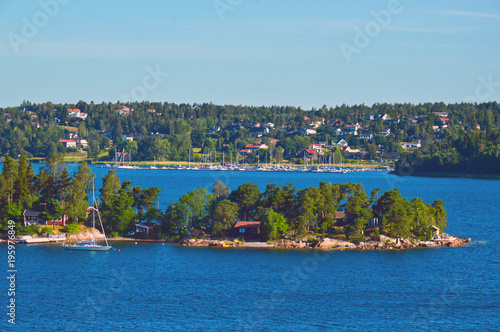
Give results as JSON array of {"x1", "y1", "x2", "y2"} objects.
[
  {"x1": 350, "y1": 235, "x2": 366, "y2": 245},
  {"x1": 374, "y1": 228, "x2": 380, "y2": 241},
  {"x1": 64, "y1": 223, "x2": 80, "y2": 234},
  {"x1": 40, "y1": 227, "x2": 54, "y2": 235},
  {"x1": 109, "y1": 231, "x2": 119, "y2": 238}
]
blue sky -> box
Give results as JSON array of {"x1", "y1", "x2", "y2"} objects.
[{"x1": 1, "y1": 0, "x2": 499, "y2": 108}]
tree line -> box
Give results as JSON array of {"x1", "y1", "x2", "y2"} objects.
[
  {"x1": 1, "y1": 100, "x2": 498, "y2": 166},
  {"x1": 0, "y1": 154, "x2": 447, "y2": 242},
  {"x1": 160, "y1": 181, "x2": 447, "y2": 243},
  {"x1": 0, "y1": 155, "x2": 159, "y2": 235},
  {"x1": 395, "y1": 128, "x2": 500, "y2": 175}
]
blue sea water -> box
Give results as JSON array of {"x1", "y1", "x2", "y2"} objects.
[{"x1": 1, "y1": 167, "x2": 499, "y2": 331}]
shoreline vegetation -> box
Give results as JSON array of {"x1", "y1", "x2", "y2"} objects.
[{"x1": 1, "y1": 156, "x2": 472, "y2": 250}]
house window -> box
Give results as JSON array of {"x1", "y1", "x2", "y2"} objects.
[{"x1": 239, "y1": 228, "x2": 245, "y2": 233}]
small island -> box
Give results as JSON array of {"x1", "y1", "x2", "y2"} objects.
[
  {"x1": 0, "y1": 156, "x2": 470, "y2": 250},
  {"x1": 166, "y1": 180, "x2": 471, "y2": 250}
]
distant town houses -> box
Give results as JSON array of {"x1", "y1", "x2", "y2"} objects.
[
  {"x1": 226, "y1": 123, "x2": 245, "y2": 132},
  {"x1": 208, "y1": 125, "x2": 221, "y2": 133},
  {"x1": 439, "y1": 118, "x2": 449, "y2": 126},
  {"x1": 298, "y1": 149, "x2": 318, "y2": 160},
  {"x1": 309, "y1": 143, "x2": 322, "y2": 152},
  {"x1": 250, "y1": 126, "x2": 269, "y2": 138},
  {"x1": 379, "y1": 128, "x2": 391, "y2": 136},
  {"x1": 298, "y1": 128, "x2": 317, "y2": 136},
  {"x1": 339, "y1": 126, "x2": 358, "y2": 137},
  {"x1": 401, "y1": 142, "x2": 421, "y2": 149},
  {"x1": 116, "y1": 106, "x2": 132, "y2": 116},
  {"x1": 384, "y1": 118, "x2": 400, "y2": 125},
  {"x1": 122, "y1": 135, "x2": 134, "y2": 142},
  {"x1": 379, "y1": 151, "x2": 401, "y2": 159},
  {"x1": 433, "y1": 112, "x2": 448, "y2": 118},
  {"x1": 65, "y1": 132, "x2": 79, "y2": 139},
  {"x1": 365, "y1": 113, "x2": 389, "y2": 121},
  {"x1": 359, "y1": 131, "x2": 373, "y2": 140},
  {"x1": 244, "y1": 144, "x2": 268, "y2": 152},
  {"x1": 59, "y1": 139, "x2": 77, "y2": 148},
  {"x1": 332, "y1": 139, "x2": 349, "y2": 147},
  {"x1": 328, "y1": 119, "x2": 343, "y2": 127},
  {"x1": 67, "y1": 109, "x2": 88, "y2": 119}
]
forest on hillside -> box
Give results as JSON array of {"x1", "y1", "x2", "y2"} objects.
[{"x1": 1, "y1": 101, "x2": 499, "y2": 174}]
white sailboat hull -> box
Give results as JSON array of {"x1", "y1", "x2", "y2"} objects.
[{"x1": 62, "y1": 243, "x2": 112, "y2": 251}]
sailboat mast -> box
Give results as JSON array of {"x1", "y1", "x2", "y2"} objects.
[{"x1": 92, "y1": 180, "x2": 96, "y2": 246}]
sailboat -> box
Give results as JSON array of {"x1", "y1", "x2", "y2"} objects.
[{"x1": 63, "y1": 181, "x2": 112, "y2": 251}]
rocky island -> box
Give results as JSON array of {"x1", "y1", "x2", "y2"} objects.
[{"x1": 179, "y1": 233, "x2": 472, "y2": 250}]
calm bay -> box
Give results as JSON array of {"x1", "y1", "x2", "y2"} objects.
[{"x1": 1, "y1": 167, "x2": 499, "y2": 331}]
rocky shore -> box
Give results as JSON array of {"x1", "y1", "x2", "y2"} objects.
[
  {"x1": 67, "y1": 230, "x2": 105, "y2": 243},
  {"x1": 179, "y1": 233, "x2": 472, "y2": 250}
]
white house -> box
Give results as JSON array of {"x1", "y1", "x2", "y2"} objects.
[
  {"x1": 340, "y1": 127, "x2": 357, "y2": 136},
  {"x1": 379, "y1": 128, "x2": 391, "y2": 136},
  {"x1": 59, "y1": 139, "x2": 77, "y2": 148},
  {"x1": 67, "y1": 109, "x2": 88, "y2": 119},
  {"x1": 244, "y1": 144, "x2": 268, "y2": 152},
  {"x1": 359, "y1": 131, "x2": 373, "y2": 140},
  {"x1": 116, "y1": 106, "x2": 132, "y2": 116},
  {"x1": 298, "y1": 129, "x2": 317, "y2": 135},
  {"x1": 77, "y1": 139, "x2": 88, "y2": 148},
  {"x1": 122, "y1": 135, "x2": 134, "y2": 142},
  {"x1": 401, "y1": 142, "x2": 421, "y2": 149},
  {"x1": 332, "y1": 139, "x2": 349, "y2": 147},
  {"x1": 309, "y1": 144, "x2": 322, "y2": 152}
]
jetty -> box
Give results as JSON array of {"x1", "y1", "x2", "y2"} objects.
[{"x1": 15, "y1": 234, "x2": 67, "y2": 244}]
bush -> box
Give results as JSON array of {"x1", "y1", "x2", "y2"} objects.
[
  {"x1": 374, "y1": 228, "x2": 380, "y2": 241},
  {"x1": 64, "y1": 223, "x2": 80, "y2": 234},
  {"x1": 40, "y1": 227, "x2": 54, "y2": 235},
  {"x1": 18, "y1": 224, "x2": 39, "y2": 236},
  {"x1": 109, "y1": 231, "x2": 119, "y2": 238}
]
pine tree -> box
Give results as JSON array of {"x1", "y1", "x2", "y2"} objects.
[
  {"x1": 13, "y1": 154, "x2": 30, "y2": 208},
  {"x1": 2, "y1": 155, "x2": 17, "y2": 205}
]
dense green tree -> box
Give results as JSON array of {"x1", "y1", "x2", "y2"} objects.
[
  {"x1": 64, "y1": 162, "x2": 94, "y2": 222},
  {"x1": 100, "y1": 181, "x2": 136, "y2": 233},
  {"x1": 13, "y1": 154, "x2": 31, "y2": 208},
  {"x1": 261, "y1": 208, "x2": 289, "y2": 241},
  {"x1": 2, "y1": 155, "x2": 17, "y2": 205},
  {"x1": 99, "y1": 170, "x2": 121, "y2": 206},
  {"x1": 132, "y1": 186, "x2": 161, "y2": 222},
  {"x1": 212, "y1": 180, "x2": 230, "y2": 199},
  {"x1": 229, "y1": 183, "x2": 260, "y2": 220},
  {"x1": 211, "y1": 200, "x2": 239, "y2": 236}
]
